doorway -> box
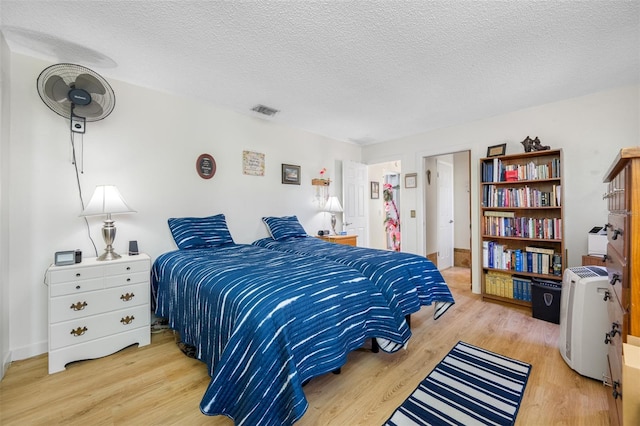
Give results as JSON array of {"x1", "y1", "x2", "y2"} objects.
[
  {"x1": 424, "y1": 151, "x2": 471, "y2": 272},
  {"x1": 366, "y1": 160, "x2": 401, "y2": 250}
]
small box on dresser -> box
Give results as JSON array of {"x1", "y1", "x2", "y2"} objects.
[
  {"x1": 602, "y1": 147, "x2": 640, "y2": 426},
  {"x1": 46, "y1": 253, "x2": 151, "y2": 374}
]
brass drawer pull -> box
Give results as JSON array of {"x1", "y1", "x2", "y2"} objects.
[
  {"x1": 120, "y1": 315, "x2": 135, "y2": 325},
  {"x1": 70, "y1": 301, "x2": 88, "y2": 311},
  {"x1": 70, "y1": 326, "x2": 88, "y2": 336},
  {"x1": 120, "y1": 293, "x2": 135, "y2": 302}
]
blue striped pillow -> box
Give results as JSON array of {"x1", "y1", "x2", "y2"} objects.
[
  {"x1": 262, "y1": 216, "x2": 307, "y2": 240},
  {"x1": 168, "y1": 214, "x2": 234, "y2": 249}
]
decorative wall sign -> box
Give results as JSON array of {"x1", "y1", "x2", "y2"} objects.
[
  {"x1": 196, "y1": 154, "x2": 216, "y2": 179},
  {"x1": 404, "y1": 173, "x2": 417, "y2": 188},
  {"x1": 243, "y1": 150, "x2": 265, "y2": 176},
  {"x1": 282, "y1": 164, "x2": 301, "y2": 185}
]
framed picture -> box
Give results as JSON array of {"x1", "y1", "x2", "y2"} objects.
[
  {"x1": 486, "y1": 143, "x2": 507, "y2": 157},
  {"x1": 404, "y1": 173, "x2": 417, "y2": 188},
  {"x1": 281, "y1": 164, "x2": 301, "y2": 185},
  {"x1": 370, "y1": 181, "x2": 379, "y2": 199}
]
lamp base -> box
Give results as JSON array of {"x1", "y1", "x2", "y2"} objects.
[
  {"x1": 331, "y1": 214, "x2": 338, "y2": 235},
  {"x1": 96, "y1": 218, "x2": 121, "y2": 261},
  {"x1": 97, "y1": 249, "x2": 121, "y2": 261}
]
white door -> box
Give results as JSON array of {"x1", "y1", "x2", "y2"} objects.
[
  {"x1": 343, "y1": 160, "x2": 368, "y2": 247},
  {"x1": 437, "y1": 160, "x2": 454, "y2": 269}
]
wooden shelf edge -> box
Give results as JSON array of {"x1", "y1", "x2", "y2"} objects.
[
  {"x1": 483, "y1": 267, "x2": 562, "y2": 281},
  {"x1": 482, "y1": 293, "x2": 532, "y2": 308}
]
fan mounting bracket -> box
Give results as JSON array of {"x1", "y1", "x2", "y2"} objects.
[{"x1": 71, "y1": 109, "x2": 86, "y2": 134}]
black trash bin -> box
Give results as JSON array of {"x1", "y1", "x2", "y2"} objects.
[{"x1": 531, "y1": 278, "x2": 562, "y2": 324}]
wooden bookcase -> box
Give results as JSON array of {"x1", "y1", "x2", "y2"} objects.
[{"x1": 479, "y1": 149, "x2": 564, "y2": 308}]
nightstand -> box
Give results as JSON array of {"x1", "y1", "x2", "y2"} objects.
[
  {"x1": 317, "y1": 234, "x2": 357, "y2": 246},
  {"x1": 46, "y1": 253, "x2": 151, "y2": 374},
  {"x1": 582, "y1": 254, "x2": 606, "y2": 267}
]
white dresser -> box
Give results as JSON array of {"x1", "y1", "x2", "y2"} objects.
[{"x1": 46, "y1": 254, "x2": 151, "y2": 374}]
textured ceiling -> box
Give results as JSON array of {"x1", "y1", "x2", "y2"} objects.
[{"x1": 1, "y1": 1, "x2": 639, "y2": 145}]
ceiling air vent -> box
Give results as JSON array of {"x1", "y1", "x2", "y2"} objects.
[{"x1": 251, "y1": 104, "x2": 279, "y2": 116}]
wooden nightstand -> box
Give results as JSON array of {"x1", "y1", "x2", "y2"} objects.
[
  {"x1": 582, "y1": 254, "x2": 606, "y2": 267},
  {"x1": 317, "y1": 234, "x2": 357, "y2": 246}
]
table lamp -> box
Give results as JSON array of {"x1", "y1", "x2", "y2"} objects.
[
  {"x1": 324, "y1": 196, "x2": 343, "y2": 235},
  {"x1": 80, "y1": 185, "x2": 135, "y2": 261}
]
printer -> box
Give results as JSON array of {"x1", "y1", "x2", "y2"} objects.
[{"x1": 588, "y1": 226, "x2": 607, "y2": 256}]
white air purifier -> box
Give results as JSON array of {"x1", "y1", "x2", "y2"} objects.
[{"x1": 558, "y1": 266, "x2": 610, "y2": 380}]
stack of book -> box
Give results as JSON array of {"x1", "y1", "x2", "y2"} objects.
[
  {"x1": 512, "y1": 276, "x2": 532, "y2": 301},
  {"x1": 482, "y1": 211, "x2": 562, "y2": 240},
  {"x1": 484, "y1": 271, "x2": 513, "y2": 298},
  {"x1": 481, "y1": 185, "x2": 561, "y2": 208},
  {"x1": 482, "y1": 242, "x2": 562, "y2": 276},
  {"x1": 481, "y1": 157, "x2": 561, "y2": 183}
]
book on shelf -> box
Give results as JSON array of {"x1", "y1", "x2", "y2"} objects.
[
  {"x1": 525, "y1": 246, "x2": 555, "y2": 255},
  {"x1": 484, "y1": 210, "x2": 516, "y2": 218}
]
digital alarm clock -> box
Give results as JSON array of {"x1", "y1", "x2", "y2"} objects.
[{"x1": 54, "y1": 250, "x2": 82, "y2": 266}]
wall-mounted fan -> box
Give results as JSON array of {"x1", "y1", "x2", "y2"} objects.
[{"x1": 36, "y1": 63, "x2": 115, "y2": 133}]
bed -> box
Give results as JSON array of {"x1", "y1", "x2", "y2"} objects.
[
  {"x1": 151, "y1": 214, "x2": 411, "y2": 425},
  {"x1": 253, "y1": 216, "x2": 455, "y2": 330}
]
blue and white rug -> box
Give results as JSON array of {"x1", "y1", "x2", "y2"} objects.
[{"x1": 385, "y1": 341, "x2": 531, "y2": 426}]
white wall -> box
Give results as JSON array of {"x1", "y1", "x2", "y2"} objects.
[
  {"x1": 0, "y1": 31, "x2": 11, "y2": 378},
  {"x1": 6, "y1": 53, "x2": 362, "y2": 361},
  {"x1": 363, "y1": 85, "x2": 640, "y2": 293}
]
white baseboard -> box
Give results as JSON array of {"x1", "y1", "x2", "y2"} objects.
[
  {"x1": 9, "y1": 340, "x2": 47, "y2": 362},
  {"x1": 1, "y1": 349, "x2": 10, "y2": 380}
]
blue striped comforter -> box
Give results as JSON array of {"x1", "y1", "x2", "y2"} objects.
[
  {"x1": 253, "y1": 236, "x2": 455, "y2": 321},
  {"x1": 151, "y1": 244, "x2": 411, "y2": 425}
]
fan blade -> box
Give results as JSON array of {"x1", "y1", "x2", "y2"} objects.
[
  {"x1": 44, "y1": 75, "x2": 70, "y2": 102},
  {"x1": 73, "y1": 101, "x2": 104, "y2": 119},
  {"x1": 74, "y1": 73, "x2": 106, "y2": 95}
]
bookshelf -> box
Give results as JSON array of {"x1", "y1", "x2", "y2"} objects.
[{"x1": 479, "y1": 149, "x2": 564, "y2": 308}]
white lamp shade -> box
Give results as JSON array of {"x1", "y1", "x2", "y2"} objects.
[
  {"x1": 324, "y1": 196, "x2": 343, "y2": 213},
  {"x1": 80, "y1": 185, "x2": 135, "y2": 216}
]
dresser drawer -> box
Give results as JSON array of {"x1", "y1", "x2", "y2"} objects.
[
  {"x1": 50, "y1": 282, "x2": 150, "y2": 323},
  {"x1": 48, "y1": 265, "x2": 104, "y2": 284},
  {"x1": 50, "y1": 304, "x2": 150, "y2": 350},
  {"x1": 105, "y1": 271, "x2": 149, "y2": 288},
  {"x1": 605, "y1": 247, "x2": 628, "y2": 309},
  {"x1": 105, "y1": 258, "x2": 149, "y2": 276},
  {"x1": 50, "y1": 277, "x2": 104, "y2": 297},
  {"x1": 607, "y1": 214, "x2": 627, "y2": 260},
  {"x1": 606, "y1": 355, "x2": 623, "y2": 426},
  {"x1": 607, "y1": 166, "x2": 626, "y2": 212}
]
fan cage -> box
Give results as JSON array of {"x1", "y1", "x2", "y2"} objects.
[{"x1": 36, "y1": 63, "x2": 116, "y2": 122}]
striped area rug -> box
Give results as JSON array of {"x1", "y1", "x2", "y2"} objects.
[{"x1": 385, "y1": 341, "x2": 531, "y2": 426}]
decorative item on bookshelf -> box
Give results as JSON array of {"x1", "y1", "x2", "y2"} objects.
[
  {"x1": 520, "y1": 136, "x2": 550, "y2": 153},
  {"x1": 486, "y1": 143, "x2": 506, "y2": 157}
]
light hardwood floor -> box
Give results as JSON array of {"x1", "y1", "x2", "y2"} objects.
[{"x1": 0, "y1": 267, "x2": 609, "y2": 425}]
